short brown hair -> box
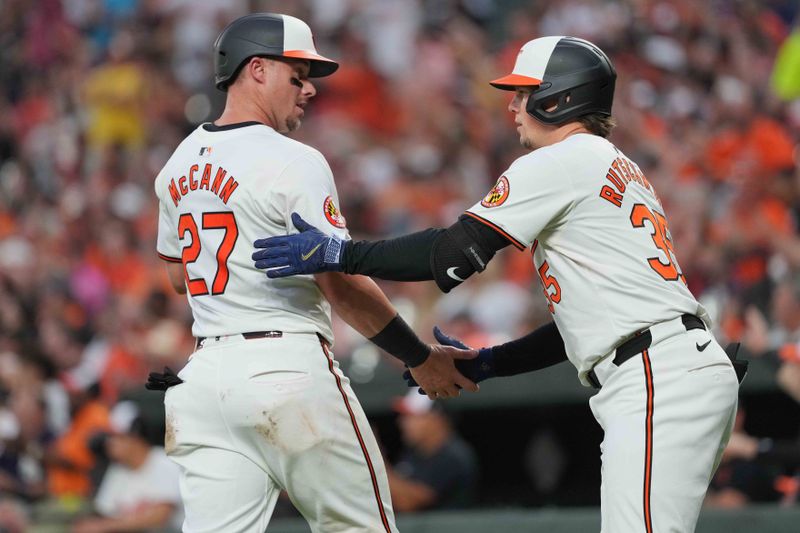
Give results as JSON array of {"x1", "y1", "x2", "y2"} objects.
[{"x1": 578, "y1": 113, "x2": 616, "y2": 138}]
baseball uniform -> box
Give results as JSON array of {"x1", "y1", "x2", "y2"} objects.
[
  {"x1": 466, "y1": 133, "x2": 739, "y2": 532},
  {"x1": 155, "y1": 122, "x2": 397, "y2": 532}
]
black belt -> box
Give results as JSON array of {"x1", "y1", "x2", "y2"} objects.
[
  {"x1": 587, "y1": 314, "x2": 705, "y2": 389},
  {"x1": 196, "y1": 330, "x2": 283, "y2": 346}
]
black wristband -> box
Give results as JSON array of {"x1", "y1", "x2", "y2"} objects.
[{"x1": 369, "y1": 315, "x2": 430, "y2": 367}]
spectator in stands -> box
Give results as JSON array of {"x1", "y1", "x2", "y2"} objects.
[
  {"x1": 45, "y1": 383, "x2": 110, "y2": 500},
  {"x1": 387, "y1": 390, "x2": 478, "y2": 512},
  {"x1": 71, "y1": 401, "x2": 181, "y2": 533},
  {"x1": 0, "y1": 0, "x2": 797, "y2": 520}
]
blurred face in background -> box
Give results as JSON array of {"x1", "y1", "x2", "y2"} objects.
[
  {"x1": 398, "y1": 411, "x2": 440, "y2": 448},
  {"x1": 105, "y1": 433, "x2": 144, "y2": 468}
]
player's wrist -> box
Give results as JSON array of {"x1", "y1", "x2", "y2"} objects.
[
  {"x1": 323, "y1": 235, "x2": 345, "y2": 271},
  {"x1": 475, "y1": 347, "x2": 497, "y2": 380},
  {"x1": 369, "y1": 315, "x2": 430, "y2": 367}
]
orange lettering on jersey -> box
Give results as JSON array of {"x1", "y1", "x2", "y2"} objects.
[
  {"x1": 218, "y1": 176, "x2": 239, "y2": 204},
  {"x1": 165, "y1": 164, "x2": 239, "y2": 207},
  {"x1": 599, "y1": 185, "x2": 623, "y2": 207},
  {"x1": 211, "y1": 167, "x2": 227, "y2": 195},
  {"x1": 606, "y1": 169, "x2": 626, "y2": 192},
  {"x1": 188, "y1": 164, "x2": 199, "y2": 191},
  {"x1": 168, "y1": 178, "x2": 181, "y2": 207},
  {"x1": 627, "y1": 159, "x2": 644, "y2": 187},
  {"x1": 199, "y1": 164, "x2": 212, "y2": 190},
  {"x1": 614, "y1": 158, "x2": 632, "y2": 183},
  {"x1": 599, "y1": 157, "x2": 660, "y2": 209}
]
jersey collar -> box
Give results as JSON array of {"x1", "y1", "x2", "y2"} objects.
[{"x1": 202, "y1": 121, "x2": 265, "y2": 132}]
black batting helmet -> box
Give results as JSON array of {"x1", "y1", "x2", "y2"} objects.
[
  {"x1": 213, "y1": 13, "x2": 339, "y2": 91},
  {"x1": 490, "y1": 36, "x2": 616, "y2": 125}
]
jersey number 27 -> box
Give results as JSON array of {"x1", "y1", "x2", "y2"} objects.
[{"x1": 179, "y1": 212, "x2": 239, "y2": 296}]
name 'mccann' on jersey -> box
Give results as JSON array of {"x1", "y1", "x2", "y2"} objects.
[{"x1": 155, "y1": 122, "x2": 350, "y2": 341}]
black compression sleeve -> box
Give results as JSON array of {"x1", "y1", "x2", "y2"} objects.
[
  {"x1": 493, "y1": 322, "x2": 568, "y2": 377},
  {"x1": 342, "y1": 228, "x2": 443, "y2": 280},
  {"x1": 342, "y1": 215, "x2": 512, "y2": 281}
]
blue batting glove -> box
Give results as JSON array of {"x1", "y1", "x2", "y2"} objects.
[
  {"x1": 253, "y1": 213, "x2": 345, "y2": 278},
  {"x1": 402, "y1": 326, "x2": 497, "y2": 393}
]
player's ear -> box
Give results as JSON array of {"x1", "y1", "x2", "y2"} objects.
[{"x1": 246, "y1": 57, "x2": 269, "y2": 86}]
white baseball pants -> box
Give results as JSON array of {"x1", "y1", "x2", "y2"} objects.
[
  {"x1": 164, "y1": 332, "x2": 397, "y2": 532},
  {"x1": 589, "y1": 315, "x2": 739, "y2": 533}
]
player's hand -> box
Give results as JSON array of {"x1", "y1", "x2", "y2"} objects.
[
  {"x1": 253, "y1": 213, "x2": 345, "y2": 277},
  {"x1": 408, "y1": 343, "x2": 479, "y2": 400},
  {"x1": 403, "y1": 327, "x2": 497, "y2": 390}
]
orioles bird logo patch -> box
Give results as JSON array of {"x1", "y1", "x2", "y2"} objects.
[
  {"x1": 323, "y1": 196, "x2": 346, "y2": 228},
  {"x1": 481, "y1": 176, "x2": 510, "y2": 208}
]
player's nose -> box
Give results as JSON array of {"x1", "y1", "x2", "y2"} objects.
[{"x1": 302, "y1": 79, "x2": 316, "y2": 98}]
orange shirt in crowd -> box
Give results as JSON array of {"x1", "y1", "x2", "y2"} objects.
[{"x1": 47, "y1": 400, "x2": 110, "y2": 497}]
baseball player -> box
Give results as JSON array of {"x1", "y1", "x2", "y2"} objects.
[
  {"x1": 252, "y1": 36, "x2": 746, "y2": 532},
  {"x1": 150, "y1": 13, "x2": 476, "y2": 533}
]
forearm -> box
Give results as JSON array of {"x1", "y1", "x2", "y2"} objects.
[
  {"x1": 492, "y1": 322, "x2": 568, "y2": 376},
  {"x1": 316, "y1": 273, "x2": 429, "y2": 366},
  {"x1": 343, "y1": 215, "x2": 511, "y2": 293},
  {"x1": 165, "y1": 262, "x2": 187, "y2": 294},
  {"x1": 316, "y1": 272, "x2": 398, "y2": 335},
  {"x1": 386, "y1": 467, "x2": 437, "y2": 512},
  {"x1": 342, "y1": 228, "x2": 442, "y2": 280}
]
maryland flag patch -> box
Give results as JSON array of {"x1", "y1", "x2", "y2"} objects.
[
  {"x1": 324, "y1": 196, "x2": 346, "y2": 228},
  {"x1": 481, "y1": 176, "x2": 510, "y2": 208}
]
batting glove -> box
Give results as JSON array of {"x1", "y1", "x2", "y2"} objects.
[
  {"x1": 253, "y1": 213, "x2": 345, "y2": 278},
  {"x1": 403, "y1": 326, "x2": 497, "y2": 392}
]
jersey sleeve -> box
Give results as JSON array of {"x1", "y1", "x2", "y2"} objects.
[
  {"x1": 465, "y1": 151, "x2": 574, "y2": 249},
  {"x1": 269, "y1": 151, "x2": 351, "y2": 241},
  {"x1": 155, "y1": 179, "x2": 181, "y2": 263}
]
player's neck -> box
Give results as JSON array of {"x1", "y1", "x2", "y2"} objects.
[
  {"x1": 554, "y1": 123, "x2": 590, "y2": 143},
  {"x1": 215, "y1": 92, "x2": 271, "y2": 129}
]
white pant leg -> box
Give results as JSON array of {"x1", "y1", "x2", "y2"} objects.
[
  {"x1": 279, "y1": 342, "x2": 396, "y2": 533},
  {"x1": 165, "y1": 349, "x2": 279, "y2": 533},
  {"x1": 590, "y1": 327, "x2": 739, "y2": 533},
  {"x1": 167, "y1": 333, "x2": 397, "y2": 533}
]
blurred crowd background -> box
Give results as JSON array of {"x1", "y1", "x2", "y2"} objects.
[{"x1": 1, "y1": 0, "x2": 800, "y2": 530}]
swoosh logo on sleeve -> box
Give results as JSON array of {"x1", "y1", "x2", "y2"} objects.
[
  {"x1": 696, "y1": 340, "x2": 712, "y2": 352},
  {"x1": 447, "y1": 267, "x2": 466, "y2": 282},
  {"x1": 301, "y1": 243, "x2": 323, "y2": 261}
]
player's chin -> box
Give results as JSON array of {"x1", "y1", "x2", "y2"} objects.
[{"x1": 286, "y1": 117, "x2": 302, "y2": 132}]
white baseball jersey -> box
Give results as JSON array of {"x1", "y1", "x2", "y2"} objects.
[
  {"x1": 466, "y1": 133, "x2": 709, "y2": 385},
  {"x1": 155, "y1": 122, "x2": 350, "y2": 340}
]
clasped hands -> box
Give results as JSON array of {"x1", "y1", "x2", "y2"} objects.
[
  {"x1": 407, "y1": 327, "x2": 497, "y2": 399},
  {"x1": 251, "y1": 212, "x2": 498, "y2": 399}
]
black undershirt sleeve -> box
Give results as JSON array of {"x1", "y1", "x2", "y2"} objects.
[
  {"x1": 341, "y1": 215, "x2": 512, "y2": 281},
  {"x1": 492, "y1": 322, "x2": 569, "y2": 377},
  {"x1": 343, "y1": 228, "x2": 443, "y2": 280}
]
